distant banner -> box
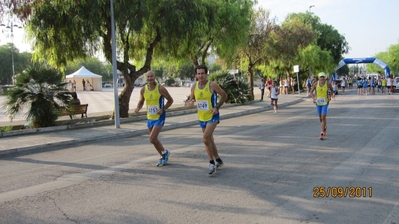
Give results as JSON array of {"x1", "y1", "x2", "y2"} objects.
[{"x1": 335, "y1": 57, "x2": 391, "y2": 78}]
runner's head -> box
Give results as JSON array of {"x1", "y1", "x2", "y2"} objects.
[
  {"x1": 318, "y1": 72, "x2": 326, "y2": 79},
  {"x1": 146, "y1": 70, "x2": 156, "y2": 85},
  {"x1": 195, "y1": 65, "x2": 208, "y2": 82}
]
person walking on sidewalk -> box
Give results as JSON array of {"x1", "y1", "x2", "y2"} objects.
[
  {"x1": 259, "y1": 78, "x2": 265, "y2": 101},
  {"x1": 134, "y1": 70, "x2": 174, "y2": 167},
  {"x1": 306, "y1": 76, "x2": 312, "y2": 97},
  {"x1": 270, "y1": 80, "x2": 279, "y2": 113},
  {"x1": 266, "y1": 77, "x2": 272, "y2": 98},
  {"x1": 188, "y1": 65, "x2": 228, "y2": 175},
  {"x1": 309, "y1": 72, "x2": 333, "y2": 140}
]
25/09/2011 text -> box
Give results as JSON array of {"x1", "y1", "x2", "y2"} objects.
[{"x1": 313, "y1": 186, "x2": 372, "y2": 198}]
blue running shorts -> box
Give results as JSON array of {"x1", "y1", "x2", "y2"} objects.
[
  {"x1": 316, "y1": 104, "x2": 329, "y2": 115},
  {"x1": 147, "y1": 114, "x2": 166, "y2": 129},
  {"x1": 198, "y1": 114, "x2": 220, "y2": 128}
]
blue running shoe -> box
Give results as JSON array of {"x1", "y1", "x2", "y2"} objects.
[
  {"x1": 156, "y1": 157, "x2": 164, "y2": 167},
  {"x1": 161, "y1": 150, "x2": 170, "y2": 165}
]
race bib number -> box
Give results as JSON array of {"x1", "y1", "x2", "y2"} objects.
[
  {"x1": 148, "y1": 105, "x2": 159, "y2": 115},
  {"x1": 316, "y1": 97, "x2": 326, "y2": 105},
  {"x1": 196, "y1": 100, "x2": 209, "y2": 111}
]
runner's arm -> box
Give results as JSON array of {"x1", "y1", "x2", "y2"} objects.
[
  {"x1": 328, "y1": 82, "x2": 333, "y2": 101},
  {"x1": 211, "y1": 82, "x2": 228, "y2": 112},
  {"x1": 159, "y1": 86, "x2": 174, "y2": 113},
  {"x1": 134, "y1": 87, "x2": 145, "y2": 113},
  {"x1": 309, "y1": 83, "x2": 317, "y2": 103},
  {"x1": 187, "y1": 83, "x2": 196, "y2": 108}
]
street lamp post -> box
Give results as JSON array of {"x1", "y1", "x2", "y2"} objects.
[
  {"x1": 10, "y1": 22, "x2": 16, "y2": 85},
  {"x1": 110, "y1": 0, "x2": 120, "y2": 128},
  {"x1": 1, "y1": 20, "x2": 21, "y2": 85}
]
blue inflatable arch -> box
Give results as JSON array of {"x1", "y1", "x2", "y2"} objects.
[{"x1": 334, "y1": 57, "x2": 391, "y2": 78}]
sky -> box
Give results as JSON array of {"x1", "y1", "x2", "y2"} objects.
[
  {"x1": 2, "y1": 0, "x2": 399, "y2": 59},
  {"x1": 256, "y1": 0, "x2": 399, "y2": 58}
]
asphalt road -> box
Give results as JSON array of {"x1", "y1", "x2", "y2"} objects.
[{"x1": 0, "y1": 90, "x2": 398, "y2": 223}]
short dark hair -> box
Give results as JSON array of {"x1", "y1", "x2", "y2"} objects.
[
  {"x1": 195, "y1": 65, "x2": 208, "y2": 74},
  {"x1": 71, "y1": 92, "x2": 78, "y2": 99}
]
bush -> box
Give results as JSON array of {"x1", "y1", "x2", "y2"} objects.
[
  {"x1": 164, "y1": 78, "x2": 175, "y2": 86},
  {"x1": 4, "y1": 64, "x2": 72, "y2": 128},
  {"x1": 209, "y1": 71, "x2": 252, "y2": 104}
]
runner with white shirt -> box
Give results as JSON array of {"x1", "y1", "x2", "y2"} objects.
[{"x1": 270, "y1": 80, "x2": 280, "y2": 113}]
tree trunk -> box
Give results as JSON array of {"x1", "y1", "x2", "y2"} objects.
[
  {"x1": 118, "y1": 73, "x2": 135, "y2": 118},
  {"x1": 248, "y1": 64, "x2": 254, "y2": 100}
]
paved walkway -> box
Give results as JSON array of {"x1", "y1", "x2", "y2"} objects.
[
  {"x1": 0, "y1": 94, "x2": 306, "y2": 156},
  {"x1": 0, "y1": 87, "x2": 191, "y2": 124}
]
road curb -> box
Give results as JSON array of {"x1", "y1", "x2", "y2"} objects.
[{"x1": 0, "y1": 98, "x2": 303, "y2": 156}]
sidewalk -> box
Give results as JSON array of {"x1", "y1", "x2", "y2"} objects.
[{"x1": 0, "y1": 95, "x2": 305, "y2": 156}]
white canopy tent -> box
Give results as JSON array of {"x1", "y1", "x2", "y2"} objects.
[{"x1": 65, "y1": 66, "x2": 103, "y2": 91}]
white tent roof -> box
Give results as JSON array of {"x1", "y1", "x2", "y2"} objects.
[{"x1": 66, "y1": 66, "x2": 102, "y2": 78}]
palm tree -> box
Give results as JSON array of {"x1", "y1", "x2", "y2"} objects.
[
  {"x1": 4, "y1": 63, "x2": 72, "y2": 128},
  {"x1": 209, "y1": 71, "x2": 252, "y2": 104}
]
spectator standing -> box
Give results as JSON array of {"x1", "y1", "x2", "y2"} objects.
[
  {"x1": 72, "y1": 80, "x2": 77, "y2": 92},
  {"x1": 259, "y1": 78, "x2": 265, "y2": 101},
  {"x1": 266, "y1": 77, "x2": 272, "y2": 98},
  {"x1": 362, "y1": 77, "x2": 368, "y2": 95},
  {"x1": 381, "y1": 77, "x2": 387, "y2": 94},
  {"x1": 284, "y1": 78, "x2": 289, "y2": 94},
  {"x1": 291, "y1": 77, "x2": 296, "y2": 94},
  {"x1": 86, "y1": 80, "x2": 93, "y2": 91},
  {"x1": 357, "y1": 77, "x2": 363, "y2": 95},
  {"x1": 371, "y1": 76, "x2": 376, "y2": 95},
  {"x1": 306, "y1": 77, "x2": 312, "y2": 97},
  {"x1": 82, "y1": 79, "x2": 86, "y2": 91},
  {"x1": 279, "y1": 78, "x2": 284, "y2": 94},
  {"x1": 331, "y1": 81, "x2": 337, "y2": 100},
  {"x1": 341, "y1": 78, "x2": 346, "y2": 95},
  {"x1": 387, "y1": 76, "x2": 394, "y2": 95},
  {"x1": 67, "y1": 80, "x2": 73, "y2": 91}
]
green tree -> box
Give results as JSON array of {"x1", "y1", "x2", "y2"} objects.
[
  {"x1": 267, "y1": 14, "x2": 315, "y2": 79},
  {"x1": 164, "y1": 77, "x2": 175, "y2": 86},
  {"x1": 158, "y1": 0, "x2": 253, "y2": 67},
  {"x1": 209, "y1": 63, "x2": 222, "y2": 73},
  {"x1": 296, "y1": 44, "x2": 335, "y2": 78},
  {"x1": 367, "y1": 52, "x2": 389, "y2": 74},
  {"x1": 368, "y1": 43, "x2": 399, "y2": 75},
  {"x1": 21, "y1": 0, "x2": 211, "y2": 118},
  {"x1": 235, "y1": 8, "x2": 276, "y2": 99},
  {"x1": 0, "y1": 44, "x2": 32, "y2": 84},
  {"x1": 151, "y1": 66, "x2": 165, "y2": 84},
  {"x1": 336, "y1": 64, "x2": 349, "y2": 77},
  {"x1": 287, "y1": 12, "x2": 349, "y2": 64},
  {"x1": 175, "y1": 62, "x2": 195, "y2": 81},
  {"x1": 4, "y1": 63, "x2": 71, "y2": 127},
  {"x1": 386, "y1": 43, "x2": 399, "y2": 74}
]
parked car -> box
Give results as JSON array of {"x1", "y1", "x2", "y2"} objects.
[{"x1": 102, "y1": 81, "x2": 112, "y2": 88}]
